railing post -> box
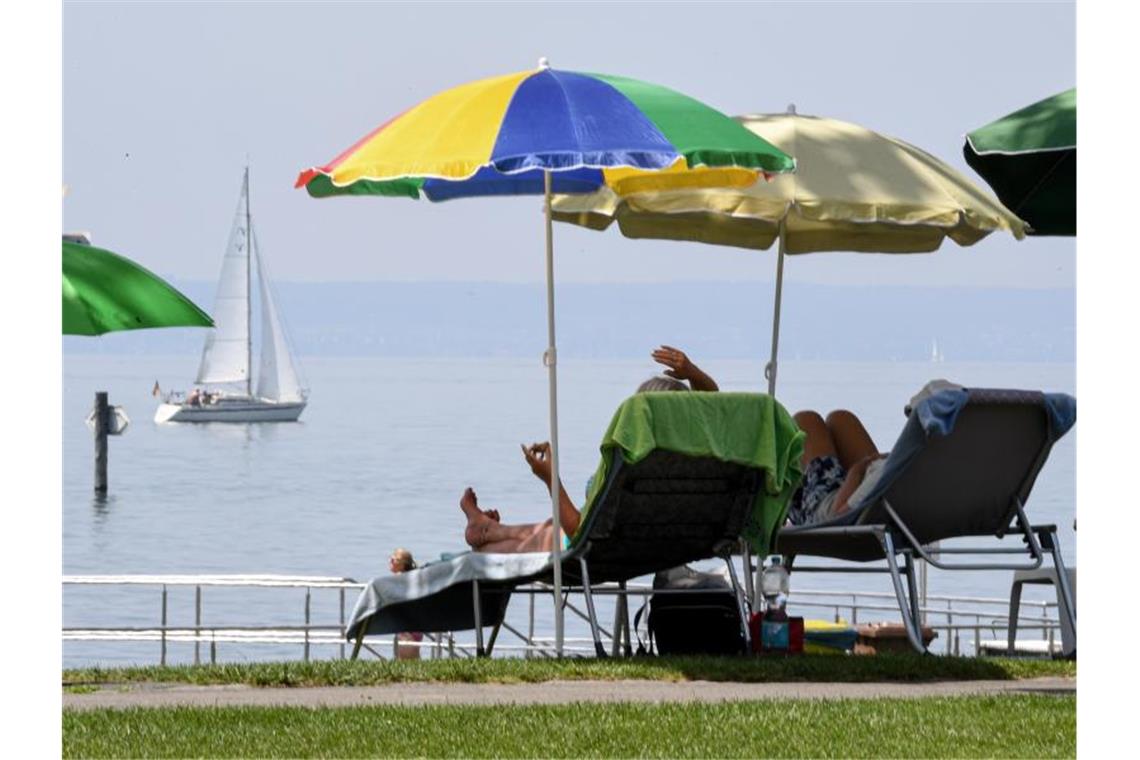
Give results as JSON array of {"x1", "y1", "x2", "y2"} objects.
[
  {"x1": 194, "y1": 585, "x2": 202, "y2": 666},
  {"x1": 339, "y1": 587, "x2": 346, "y2": 661},
  {"x1": 527, "y1": 591, "x2": 535, "y2": 659},
  {"x1": 160, "y1": 584, "x2": 168, "y2": 667},
  {"x1": 947, "y1": 601, "x2": 954, "y2": 655},
  {"x1": 304, "y1": 587, "x2": 311, "y2": 662}
]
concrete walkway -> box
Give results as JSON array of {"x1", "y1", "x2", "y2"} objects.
[{"x1": 64, "y1": 677, "x2": 1075, "y2": 710}]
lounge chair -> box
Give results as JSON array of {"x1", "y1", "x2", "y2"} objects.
[
  {"x1": 775, "y1": 387, "x2": 1076, "y2": 655},
  {"x1": 346, "y1": 392, "x2": 805, "y2": 658}
]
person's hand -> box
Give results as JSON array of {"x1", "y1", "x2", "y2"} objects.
[
  {"x1": 652, "y1": 345, "x2": 696, "y2": 381},
  {"x1": 521, "y1": 442, "x2": 553, "y2": 485}
]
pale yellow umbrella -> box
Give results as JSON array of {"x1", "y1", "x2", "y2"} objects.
[{"x1": 553, "y1": 108, "x2": 1027, "y2": 394}]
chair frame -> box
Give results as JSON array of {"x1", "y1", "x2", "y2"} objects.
[
  {"x1": 349, "y1": 448, "x2": 763, "y2": 659},
  {"x1": 781, "y1": 499, "x2": 1075, "y2": 654}
]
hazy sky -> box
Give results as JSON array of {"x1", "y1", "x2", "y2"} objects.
[{"x1": 63, "y1": 1, "x2": 1075, "y2": 287}]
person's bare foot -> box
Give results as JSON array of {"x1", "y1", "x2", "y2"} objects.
[
  {"x1": 461, "y1": 488, "x2": 493, "y2": 548},
  {"x1": 459, "y1": 487, "x2": 482, "y2": 518}
]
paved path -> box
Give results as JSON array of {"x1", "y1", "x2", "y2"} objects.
[{"x1": 64, "y1": 677, "x2": 1074, "y2": 710}]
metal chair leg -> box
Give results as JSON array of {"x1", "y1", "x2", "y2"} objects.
[
  {"x1": 881, "y1": 532, "x2": 927, "y2": 653},
  {"x1": 472, "y1": 579, "x2": 485, "y2": 657},
  {"x1": 622, "y1": 582, "x2": 633, "y2": 657},
  {"x1": 722, "y1": 551, "x2": 752, "y2": 654},
  {"x1": 1007, "y1": 579, "x2": 1024, "y2": 654},
  {"x1": 742, "y1": 540, "x2": 756, "y2": 608},
  {"x1": 610, "y1": 582, "x2": 626, "y2": 658},
  {"x1": 578, "y1": 557, "x2": 607, "y2": 657},
  {"x1": 485, "y1": 591, "x2": 509, "y2": 657},
  {"x1": 1043, "y1": 528, "x2": 1077, "y2": 657},
  {"x1": 903, "y1": 551, "x2": 924, "y2": 635}
]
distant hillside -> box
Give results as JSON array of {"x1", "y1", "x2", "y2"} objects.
[{"x1": 63, "y1": 281, "x2": 1075, "y2": 362}]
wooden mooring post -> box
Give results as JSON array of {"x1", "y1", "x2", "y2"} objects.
[{"x1": 94, "y1": 391, "x2": 109, "y2": 493}]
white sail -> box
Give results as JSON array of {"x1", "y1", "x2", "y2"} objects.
[
  {"x1": 254, "y1": 227, "x2": 305, "y2": 402},
  {"x1": 196, "y1": 172, "x2": 252, "y2": 387}
]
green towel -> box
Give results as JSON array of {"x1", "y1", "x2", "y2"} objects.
[{"x1": 577, "y1": 392, "x2": 805, "y2": 555}]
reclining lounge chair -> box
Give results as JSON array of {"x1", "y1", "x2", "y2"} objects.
[
  {"x1": 775, "y1": 387, "x2": 1076, "y2": 655},
  {"x1": 346, "y1": 392, "x2": 805, "y2": 658}
]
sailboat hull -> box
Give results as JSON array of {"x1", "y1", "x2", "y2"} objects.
[
  {"x1": 161, "y1": 170, "x2": 309, "y2": 425},
  {"x1": 154, "y1": 398, "x2": 306, "y2": 424}
]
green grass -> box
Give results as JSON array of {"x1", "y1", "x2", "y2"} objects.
[
  {"x1": 63, "y1": 654, "x2": 1074, "y2": 688},
  {"x1": 63, "y1": 694, "x2": 1075, "y2": 758},
  {"x1": 63, "y1": 684, "x2": 99, "y2": 695}
]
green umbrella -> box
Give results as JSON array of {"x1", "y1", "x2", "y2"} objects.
[
  {"x1": 964, "y1": 88, "x2": 1075, "y2": 236},
  {"x1": 63, "y1": 240, "x2": 213, "y2": 335}
]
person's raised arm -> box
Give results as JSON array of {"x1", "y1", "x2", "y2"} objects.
[
  {"x1": 521, "y1": 442, "x2": 580, "y2": 536},
  {"x1": 651, "y1": 345, "x2": 719, "y2": 391}
]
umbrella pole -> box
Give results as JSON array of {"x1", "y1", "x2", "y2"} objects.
[
  {"x1": 543, "y1": 169, "x2": 565, "y2": 657},
  {"x1": 765, "y1": 218, "x2": 788, "y2": 396}
]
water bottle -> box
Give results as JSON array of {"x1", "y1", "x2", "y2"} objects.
[
  {"x1": 760, "y1": 555, "x2": 790, "y2": 610},
  {"x1": 759, "y1": 556, "x2": 792, "y2": 653}
]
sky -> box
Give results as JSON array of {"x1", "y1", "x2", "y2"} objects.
[{"x1": 63, "y1": 1, "x2": 1076, "y2": 288}]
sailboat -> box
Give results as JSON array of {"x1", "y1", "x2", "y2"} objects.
[
  {"x1": 930, "y1": 339, "x2": 945, "y2": 363},
  {"x1": 154, "y1": 168, "x2": 308, "y2": 423}
]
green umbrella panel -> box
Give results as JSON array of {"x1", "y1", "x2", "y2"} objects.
[
  {"x1": 63, "y1": 241, "x2": 213, "y2": 336},
  {"x1": 964, "y1": 88, "x2": 1075, "y2": 236}
]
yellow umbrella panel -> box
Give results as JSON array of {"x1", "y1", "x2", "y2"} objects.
[{"x1": 552, "y1": 110, "x2": 1027, "y2": 392}]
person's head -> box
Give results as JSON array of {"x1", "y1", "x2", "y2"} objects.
[
  {"x1": 637, "y1": 375, "x2": 689, "y2": 393},
  {"x1": 388, "y1": 547, "x2": 416, "y2": 573}
]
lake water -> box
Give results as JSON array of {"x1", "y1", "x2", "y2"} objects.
[{"x1": 63, "y1": 355, "x2": 1075, "y2": 666}]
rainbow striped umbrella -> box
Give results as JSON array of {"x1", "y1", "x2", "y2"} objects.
[
  {"x1": 296, "y1": 63, "x2": 794, "y2": 199},
  {"x1": 296, "y1": 61, "x2": 795, "y2": 655}
]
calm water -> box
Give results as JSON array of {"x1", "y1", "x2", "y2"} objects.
[{"x1": 63, "y1": 355, "x2": 1075, "y2": 665}]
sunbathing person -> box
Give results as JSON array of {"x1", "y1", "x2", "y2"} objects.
[
  {"x1": 787, "y1": 381, "x2": 966, "y2": 526},
  {"x1": 460, "y1": 442, "x2": 578, "y2": 553},
  {"x1": 645, "y1": 345, "x2": 719, "y2": 392},
  {"x1": 652, "y1": 346, "x2": 895, "y2": 526},
  {"x1": 787, "y1": 410, "x2": 888, "y2": 526},
  {"x1": 460, "y1": 346, "x2": 719, "y2": 553},
  {"x1": 388, "y1": 548, "x2": 424, "y2": 659}
]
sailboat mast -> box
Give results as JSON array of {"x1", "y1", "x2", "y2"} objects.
[{"x1": 245, "y1": 165, "x2": 252, "y2": 398}]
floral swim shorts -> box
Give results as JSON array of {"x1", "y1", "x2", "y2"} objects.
[{"x1": 787, "y1": 455, "x2": 846, "y2": 527}]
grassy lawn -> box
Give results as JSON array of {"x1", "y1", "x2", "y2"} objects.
[
  {"x1": 63, "y1": 694, "x2": 1075, "y2": 758},
  {"x1": 63, "y1": 654, "x2": 1074, "y2": 688}
]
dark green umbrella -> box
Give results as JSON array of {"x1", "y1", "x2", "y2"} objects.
[
  {"x1": 964, "y1": 88, "x2": 1075, "y2": 236},
  {"x1": 63, "y1": 240, "x2": 213, "y2": 335}
]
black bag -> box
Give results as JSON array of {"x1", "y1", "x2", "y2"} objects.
[{"x1": 635, "y1": 565, "x2": 746, "y2": 656}]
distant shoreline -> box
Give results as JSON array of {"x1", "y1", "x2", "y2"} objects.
[{"x1": 61, "y1": 280, "x2": 1076, "y2": 363}]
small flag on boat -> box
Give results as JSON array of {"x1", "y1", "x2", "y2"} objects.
[{"x1": 152, "y1": 380, "x2": 161, "y2": 397}]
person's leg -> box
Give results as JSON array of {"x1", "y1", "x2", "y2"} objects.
[
  {"x1": 793, "y1": 410, "x2": 839, "y2": 467},
  {"x1": 477, "y1": 521, "x2": 553, "y2": 553},
  {"x1": 516, "y1": 520, "x2": 556, "y2": 553},
  {"x1": 825, "y1": 410, "x2": 878, "y2": 470},
  {"x1": 460, "y1": 488, "x2": 537, "y2": 549}
]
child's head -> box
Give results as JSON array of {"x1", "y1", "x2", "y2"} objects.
[{"x1": 388, "y1": 547, "x2": 416, "y2": 573}]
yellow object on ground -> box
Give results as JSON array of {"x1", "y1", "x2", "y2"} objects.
[{"x1": 803, "y1": 619, "x2": 858, "y2": 654}]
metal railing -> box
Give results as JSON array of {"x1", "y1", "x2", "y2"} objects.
[
  {"x1": 64, "y1": 575, "x2": 364, "y2": 665},
  {"x1": 63, "y1": 574, "x2": 1067, "y2": 664},
  {"x1": 784, "y1": 588, "x2": 1062, "y2": 656}
]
